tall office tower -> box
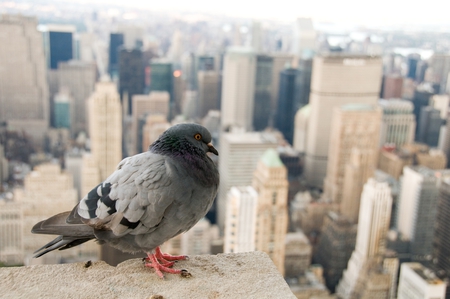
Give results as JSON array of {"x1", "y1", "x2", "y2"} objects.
[
  {"x1": 379, "y1": 99, "x2": 416, "y2": 147},
  {"x1": 434, "y1": 178, "x2": 450, "y2": 286},
  {"x1": 181, "y1": 53, "x2": 196, "y2": 90},
  {"x1": 407, "y1": 54, "x2": 420, "y2": 80},
  {"x1": 108, "y1": 33, "x2": 124, "y2": 79},
  {"x1": 41, "y1": 24, "x2": 75, "y2": 70},
  {"x1": 76, "y1": 32, "x2": 95, "y2": 62},
  {"x1": 197, "y1": 55, "x2": 215, "y2": 71},
  {"x1": 221, "y1": 47, "x2": 256, "y2": 131},
  {"x1": 284, "y1": 231, "x2": 312, "y2": 278},
  {"x1": 224, "y1": 186, "x2": 258, "y2": 253},
  {"x1": 57, "y1": 61, "x2": 97, "y2": 135},
  {"x1": 130, "y1": 91, "x2": 169, "y2": 155},
  {"x1": 0, "y1": 198, "x2": 23, "y2": 265},
  {"x1": 251, "y1": 21, "x2": 263, "y2": 52},
  {"x1": 217, "y1": 131, "x2": 278, "y2": 232},
  {"x1": 53, "y1": 90, "x2": 72, "y2": 129},
  {"x1": 324, "y1": 104, "x2": 381, "y2": 206},
  {"x1": 417, "y1": 107, "x2": 442, "y2": 147},
  {"x1": 314, "y1": 212, "x2": 357, "y2": 292},
  {"x1": 382, "y1": 74, "x2": 403, "y2": 99},
  {"x1": 253, "y1": 55, "x2": 273, "y2": 131},
  {"x1": 413, "y1": 83, "x2": 435, "y2": 136},
  {"x1": 0, "y1": 15, "x2": 49, "y2": 142},
  {"x1": 398, "y1": 166, "x2": 450, "y2": 259},
  {"x1": 428, "y1": 53, "x2": 450, "y2": 94},
  {"x1": 296, "y1": 58, "x2": 313, "y2": 107},
  {"x1": 118, "y1": 48, "x2": 144, "y2": 114},
  {"x1": 252, "y1": 149, "x2": 288, "y2": 275},
  {"x1": 432, "y1": 94, "x2": 450, "y2": 119},
  {"x1": 293, "y1": 105, "x2": 310, "y2": 153},
  {"x1": 270, "y1": 54, "x2": 294, "y2": 116},
  {"x1": 292, "y1": 18, "x2": 317, "y2": 59},
  {"x1": 397, "y1": 263, "x2": 446, "y2": 299},
  {"x1": 336, "y1": 179, "x2": 392, "y2": 299},
  {"x1": 197, "y1": 71, "x2": 220, "y2": 119},
  {"x1": 87, "y1": 82, "x2": 122, "y2": 181},
  {"x1": 304, "y1": 55, "x2": 383, "y2": 188},
  {"x1": 150, "y1": 60, "x2": 173, "y2": 117},
  {"x1": 14, "y1": 163, "x2": 79, "y2": 264},
  {"x1": 275, "y1": 68, "x2": 303, "y2": 144}
]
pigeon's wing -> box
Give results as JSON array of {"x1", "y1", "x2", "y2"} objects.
[{"x1": 77, "y1": 151, "x2": 176, "y2": 239}]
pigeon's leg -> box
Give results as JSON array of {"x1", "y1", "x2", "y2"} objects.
[
  {"x1": 155, "y1": 246, "x2": 188, "y2": 262},
  {"x1": 144, "y1": 252, "x2": 182, "y2": 279}
]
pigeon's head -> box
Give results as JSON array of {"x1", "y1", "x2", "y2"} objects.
[{"x1": 153, "y1": 123, "x2": 219, "y2": 156}]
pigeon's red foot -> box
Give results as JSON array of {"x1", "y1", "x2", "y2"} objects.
[
  {"x1": 155, "y1": 246, "x2": 188, "y2": 262},
  {"x1": 145, "y1": 252, "x2": 183, "y2": 279}
]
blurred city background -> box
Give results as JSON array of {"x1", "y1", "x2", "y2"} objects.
[{"x1": 1, "y1": 0, "x2": 450, "y2": 298}]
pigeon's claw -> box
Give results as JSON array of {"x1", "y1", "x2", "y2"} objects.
[
  {"x1": 145, "y1": 252, "x2": 183, "y2": 279},
  {"x1": 155, "y1": 246, "x2": 188, "y2": 262}
]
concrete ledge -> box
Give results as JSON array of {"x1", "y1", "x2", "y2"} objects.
[{"x1": 0, "y1": 251, "x2": 296, "y2": 299}]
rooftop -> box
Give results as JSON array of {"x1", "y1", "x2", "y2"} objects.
[{"x1": 0, "y1": 252, "x2": 296, "y2": 299}]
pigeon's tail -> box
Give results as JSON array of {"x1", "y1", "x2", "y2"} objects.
[{"x1": 31, "y1": 211, "x2": 96, "y2": 258}]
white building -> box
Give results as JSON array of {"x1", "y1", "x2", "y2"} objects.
[
  {"x1": 217, "y1": 131, "x2": 278, "y2": 232},
  {"x1": 336, "y1": 178, "x2": 393, "y2": 299},
  {"x1": 221, "y1": 47, "x2": 256, "y2": 131},
  {"x1": 224, "y1": 187, "x2": 258, "y2": 253},
  {"x1": 379, "y1": 99, "x2": 416, "y2": 148},
  {"x1": 304, "y1": 54, "x2": 383, "y2": 188},
  {"x1": 397, "y1": 263, "x2": 446, "y2": 299}
]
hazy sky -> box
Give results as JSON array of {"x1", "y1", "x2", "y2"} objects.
[{"x1": 92, "y1": 0, "x2": 450, "y2": 27}]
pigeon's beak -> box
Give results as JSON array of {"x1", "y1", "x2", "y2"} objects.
[{"x1": 207, "y1": 143, "x2": 219, "y2": 156}]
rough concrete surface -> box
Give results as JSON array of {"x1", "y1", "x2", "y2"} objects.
[{"x1": 0, "y1": 251, "x2": 296, "y2": 299}]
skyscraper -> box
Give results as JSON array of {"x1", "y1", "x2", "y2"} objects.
[
  {"x1": 324, "y1": 104, "x2": 381, "y2": 208},
  {"x1": 217, "y1": 131, "x2": 278, "y2": 232},
  {"x1": 87, "y1": 81, "x2": 122, "y2": 181},
  {"x1": 336, "y1": 178, "x2": 392, "y2": 299},
  {"x1": 270, "y1": 53, "x2": 294, "y2": 117},
  {"x1": 413, "y1": 83, "x2": 435, "y2": 137},
  {"x1": 275, "y1": 68, "x2": 299, "y2": 144},
  {"x1": 118, "y1": 48, "x2": 145, "y2": 114},
  {"x1": 304, "y1": 54, "x2": 382, "y2": 188},
  {"x1": 253, "y1": 55, "x2": 273, "y2": 131},
  {"x1": 41, "y1": 24, "x2": 75, "y2": 70},
  {"x1": 433, "y1": 178, "x2": 450, "y2": 283},
  {"x1": 397, "y1": 166, "x2": 450, "y2": 259},
  {"x1": 252, "y1": 149, "x2": 288, "y2": 275},
  {"x1": 0, "y1": 15, "x2": 49, "y2": 142},
  {"x1": 221, "y1": 47, "x2": 256, "y2": 131},
  {"x1": 417, "y1": 107, "x2": 442, "y2": 147},
  {"x1": 428, "y1": 53, "x2": 450, "y2": 94},
  {"x1": 108, "y1": 33, "x2": 124, "y2": 80},
  {"x1": 197, "y1": 71, "x2": 220, "y2": 119},
  {"x1": 53, "y1": 90, "x2": 72, "y2": 129},
  {"x1": 379, "y1": 99, "x2": 416, "y2": 148},
  {"x1": 314, "y1": 212, "x2": 357, "y2": 292},
  {"x1": 224, "y1": 186, "x2": 258, "y2": 253}
]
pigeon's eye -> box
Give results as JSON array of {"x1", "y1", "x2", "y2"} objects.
[{"x1": 194, "y1": 133, "x2": 202, "y2": 141}]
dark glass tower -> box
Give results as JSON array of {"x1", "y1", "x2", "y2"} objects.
[
  {"x1": 417, "y1": 107, "x2": 442, "y2": 147},
  {"x1": 108, "y1": 33, "x2": 124, "y2": 80},
  {"x1": 413, "y1": 86, "x2": 435, "y2": 138},
  {"x1": 253, "y1": 55, "x2": 273, "y2": 131},
  {"x1": 275, "y1": 68, "x2": 298, "y2": 144},
  {"x1": 150, "y1": 61, "x2": 173, "y2": 117},
  {"x1": 118, "y1": 48, "x2": 144, "y2": 114}
]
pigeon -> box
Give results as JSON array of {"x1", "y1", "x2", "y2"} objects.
[{"x1": 32, "y1": 123, "x2": 219, "y2": 278}]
